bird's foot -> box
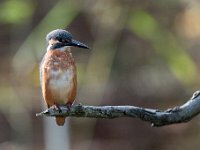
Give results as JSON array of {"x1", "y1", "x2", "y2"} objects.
[
  {"x1": 65, "y1": 102, "x2": 72, "y2": 111},
  {"x1": 52, "y1": 103, "x2": 62, "y2": 113}
]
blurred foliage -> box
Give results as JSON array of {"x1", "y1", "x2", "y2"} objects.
[
  {"x1": 0, "y1": 0, "x2": 34, "y2": 24},
  {"x1": 129, "y1": 10, "x2": 199, "y2": 86}
]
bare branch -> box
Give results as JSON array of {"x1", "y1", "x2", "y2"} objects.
[{"x1": 36, "y1": 91, "x2": 200, "y2": 127}]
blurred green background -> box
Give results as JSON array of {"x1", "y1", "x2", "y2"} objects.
[{"x1": 0, "y1": 0, "x2": 200, "y2": 149}]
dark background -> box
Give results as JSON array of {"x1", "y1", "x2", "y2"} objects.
[{"x1": 0, "y1": 0, "x2": 200, "y2": 150}]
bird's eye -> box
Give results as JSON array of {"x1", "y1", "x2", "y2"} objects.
[
  {"x1": 57, "y1": 37, "x2": 62, "y2": 42},
  {"x1": 62, "y1": 39, "x2": 70, "y2": 43},
  {"x1": 56, "y1": 37, "x2": 70, "y2": 43}
]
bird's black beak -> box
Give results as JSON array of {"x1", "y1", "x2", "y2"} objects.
[{"x1": 69, "y1": 39, "x2": 89, "y2": 49}]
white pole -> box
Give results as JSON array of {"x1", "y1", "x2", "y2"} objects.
[{"x1": 44, "y1": 117, "x2": 70, "y2": 150}]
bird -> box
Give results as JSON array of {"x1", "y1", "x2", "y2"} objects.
[{"x1": 40, "y1": 29, "x2": 89, "y2": 126}]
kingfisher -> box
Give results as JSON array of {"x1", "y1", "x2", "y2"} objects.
[{"x1": 40, "y1": 29, "x2": 89, "y2": 126}]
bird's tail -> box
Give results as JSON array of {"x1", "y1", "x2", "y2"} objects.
[{"x1": 56, "y1": 117, "x2": 65, "y2": 126}]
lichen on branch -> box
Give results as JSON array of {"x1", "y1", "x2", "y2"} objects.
[{"x1": 36, "y1": 91, "x2": 200, "y2": 127}]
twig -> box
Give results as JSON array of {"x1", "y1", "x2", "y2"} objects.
[{"x1": 36, "y1": 91, "x2": 200, "y2": 127}]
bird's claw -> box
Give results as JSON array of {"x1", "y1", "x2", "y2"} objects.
[{"x1": 52, "y1": 104, "x2": 62, "y2": 113}]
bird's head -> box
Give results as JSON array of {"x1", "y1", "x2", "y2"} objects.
[{"x1": 46, "y1": 29, "x2": 89, "y2": 51}]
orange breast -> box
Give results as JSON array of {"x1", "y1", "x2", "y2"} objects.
[{"x1": 40, "y1": 50, "x2": 77, "y2": 107}]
